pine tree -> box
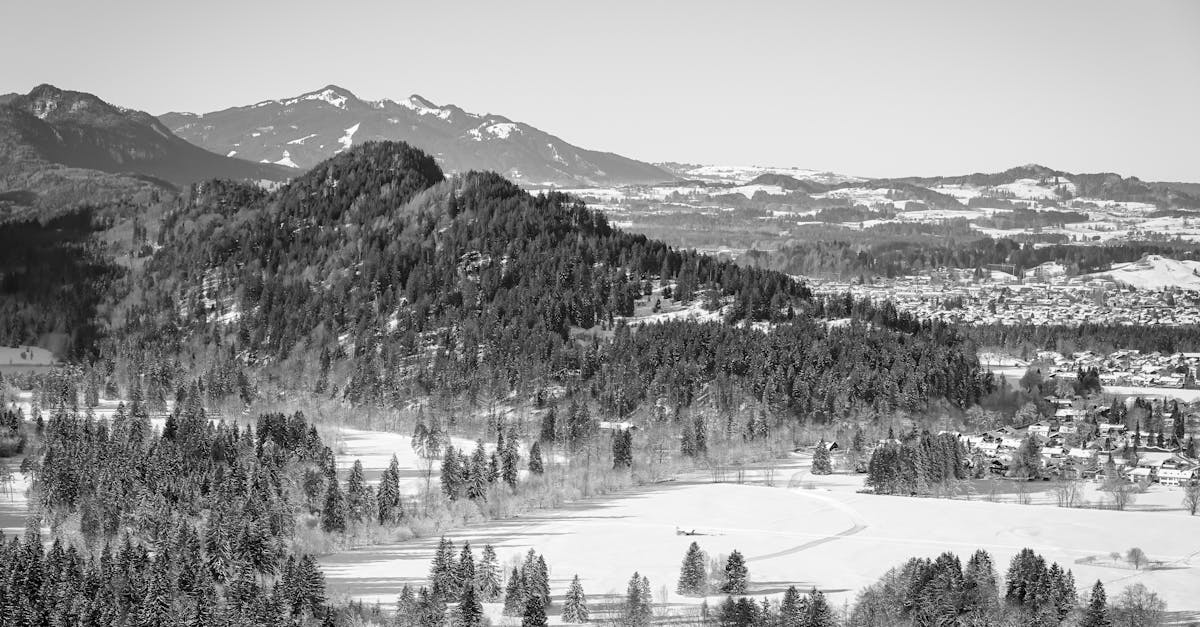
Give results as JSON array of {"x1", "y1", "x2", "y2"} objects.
[
  {"x1": 522, "y1": 594, "x2": 548, "y2": 627},
  {"x1": 455, "y1": 542, "x2": 476, "y2": 598},
  {"x1": 562, "y1": 575, "x2": 589, "y2": 623},
  {"x1": 468, "y1": 441, "x2": 490, "y2": 501},
  {"x1": 430, "y1": 537, "x2": 456, "y2": 599},
  {"x1": 680, "y1": 420, "x2": 697, "y2": 457},
  {"x1": 1080, "y1": 580, "x2": 1111, "y2": 627},
  {"x1": 624, "y1": 572, "x2": 653, "y2": 627},
  {"x1": 377, "y1": 454, "x2": 404, "y2": 525},
  {"x1": 502, "y1": 429, "x2": 520, "y2": 488},
  {"x1": 476, "y1": 544, "x2": 502, "y2": 601},
  {"x1": 346, "y1": 459, "x2": 370, "y2": 524},
  {"x1": 694, "y1": 416, "x2": 708, "y2": 457},
  {"x1": 528, "y1": 441, "x2": 545, "y2": 475},
  {"x1": 540, "y1": 407, "x2": 557, "y2": 443},
  {"x1": 962, "y1": 549, "x2": 999, "y2": 614},
  {"x1": 812, "y1": 441, "x2": 833, "y2": 475},
  {"x1": 456, "y1": 583, "x2": 484, "y2": 627},
  {"x1": 503, "y1": 566, "x2": 526, "y2": 616},
  {"x1": 442, "y1": 445, "x2": 463, "y2": 500},
  {"x1": 527, "y1": 553, "x2": 550, "y2": 608},
  {"x1": 722, "y1": 550, "x2": 749, "y2": 594},
  {"x1": 806, "y1": 589, "x2": 836, "y2": 627},
  {"x1": 320, "y1": 474, "x2": 347, "y2": 533},
  {"x1": 676, "y1": 541, "x2": 707, "y2": 596},
  {"x1": 779, "y1": 586, "x2": 803, "y2": 627}
]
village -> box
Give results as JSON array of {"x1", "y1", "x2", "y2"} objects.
[
  {"x1": 811, "y1": 265, "x2": 1200, "y2": 328},
  {"x1": 944, "y1": 394, "x2": 1200, "y2": 492}
]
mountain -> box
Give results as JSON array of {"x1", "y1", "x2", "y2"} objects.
[
  {"x1": 659, "y1": 162, "x2": 864, "y2": 186},
  {"x1": 889, "y1": 164, "x2": 1200, "y2": 209},
  {"x1": 159, "y1": 85, "x2": 673, "y2": 187},
  {"x1": 112, "y1": 140, "x2": 985, "y2": 412},
  {"x1": 0, "y1": 84, "x2": 295, "y2": 191}
]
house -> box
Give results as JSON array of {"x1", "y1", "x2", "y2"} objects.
[
  {"x1": 1126, "y1": 466, "x2": 1154, "y2": 482},
  {"x1": 1028, "y1": 421, "x2": 1053, "y2": 438},
  {"x1": 1157, "y1": 456, "x2": 1200, "y2": 487}
]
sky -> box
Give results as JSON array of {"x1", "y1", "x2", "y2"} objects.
[{"x1": 3, "y1": 0, "x2": 1199, "y2": 181}]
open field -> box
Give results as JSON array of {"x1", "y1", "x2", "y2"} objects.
[
  {"x1": 318, "y1": 443, "x2": 1200, "y2": 620},
  {"x1": 0, "y1": 346, "x2": 57, "y2": 375},
  {"x1": 0, "y1": 460, "x2": 31, "y2": 537}
]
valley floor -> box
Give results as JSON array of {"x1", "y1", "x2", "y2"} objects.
[{"x1": 319, "y1": 431, "x2": 1200, "y2": 622}]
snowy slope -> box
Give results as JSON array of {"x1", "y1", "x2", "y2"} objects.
[{"x1": 1087, "y1": 255, "x2": 1200, "y2": 290}]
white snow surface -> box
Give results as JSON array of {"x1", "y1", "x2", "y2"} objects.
[
  {"x1": 273, "y1": 150, "x2": 299, "y2": 169},
  {"x1": 282, "y1": 88, "x2": 350, "y2": 110},
  {"x1": 336, "y1": 123, "x2": 361, "y2": 154},
  {"x1": 681, "y1": 164, "x2": 865, "y2": 185},
  {"x1": 318, "y1": 451, "x2": 1200, "y2": 615},
  {"x1": 1086, "y1": 255, "x2": 1200, "y2": 291},
  {"x1": 287, "y1": 133, "x2": 320, "y2": 145}
]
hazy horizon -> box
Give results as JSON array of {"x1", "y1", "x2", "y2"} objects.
[{"x1": 3, "y1": 0, "x2": 1198, "y2": 181}]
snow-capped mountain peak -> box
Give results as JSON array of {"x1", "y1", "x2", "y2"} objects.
[
  {"x1": 159, "y1": 85, "x2": 673, "y2": 186},
  {"x1": 281, "y1": 85, "x2": 357, "y2": 110}
]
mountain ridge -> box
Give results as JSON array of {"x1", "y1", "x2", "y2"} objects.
[
  {"x1": 0, "y1": 84, "x2": 295, "y2": 194},
  {"x1": 159, "y1": 84, "x2": 674, "y2": 187}
]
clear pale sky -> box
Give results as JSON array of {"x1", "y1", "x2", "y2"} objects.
[{"x1": 3, "y1": 0, "x2": 1199, "y2": 181}]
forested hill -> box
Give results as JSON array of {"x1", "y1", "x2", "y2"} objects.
[{"x1": 108, "y1": 141, "x2": 989, "y2": 418}]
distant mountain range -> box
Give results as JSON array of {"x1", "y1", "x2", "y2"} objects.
[
  {"x1": 160, "y1": 85, "x2": 673, "y2": 187},
  {"x1": 0, "y1": 85, "x2": 293, "y2": 192}
]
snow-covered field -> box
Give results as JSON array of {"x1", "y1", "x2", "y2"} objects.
[
  {"x1": 0, "y1": 461, "x2": 31, "y2": 537},
  {"x1": 319, "y1": 451, "x2": 1200, "y2": 617},
  {"x1": 334, "y1": 426, "x2": 489, "y2": 490},
  {"x1": 1102, "y1": 386, "x2": 1200, "y2": 403},
  {"x1": 0, "y1": 346, "x2": 56, "y2": 374},
  {"x1": 677, "y1": 165, "x2": 864, "y2": 185},
  {"x1": 1085, "y1": 255, "x2": 1200, "y2": 291}
]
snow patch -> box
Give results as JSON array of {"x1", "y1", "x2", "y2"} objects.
[
  {"x1": 336, "y1": 123, "x2": 360, "y2": 154},
  {"x1": 274, "y1": 150, "x2": 299, "y2": 169},
  {"x1": 287, "y1": 133, "x2": 319, "y2": 145}
]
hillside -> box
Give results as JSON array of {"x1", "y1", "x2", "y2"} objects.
[
  {"x1": 888, "y1": 164, "x2": 1200, "y2": 209},
  {"x1": 160, "y1": 85, "x2": 673, "y2": 187},
  {"x1": 108, "y1": 140, "x2": 988, "y2": 416},
  {"x1": 1086, "y1": 255, "x2": 1200, "y2": 291},
  {"x1": 0, "y1": 84, "x2": 295, "y2": 191}
]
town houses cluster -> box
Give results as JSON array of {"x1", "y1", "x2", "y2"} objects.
[
  {"x1": 811, "y1": 269, "x2": 1200, "y2": 328},
  {"x1": 958, "y1": 397, "x2": 1200, "y2": 487}
]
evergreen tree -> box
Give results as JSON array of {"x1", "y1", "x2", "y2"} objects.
[
  {"x1": 503, "y1": 566, "x2": 526, "y2": 616},
  {"x1": 779, "y1": 586, "x2": 803, "y2": 627},
  {"x1": 694, "y1": 417, "x2": 708, "y2": 457},
  {"x1": 806, "y1": 589, "x2": 836, "y2": 627},
  {"x1": 346, "y1": 459, "x2": 371, "y2": 524},
  {"x1": 468, "y1": 441, "x2": 490, "y2": 501},
  {"x1": 430, "y1": 537, "x2": 456, "y2": 599},
  {"x1": 522, "y1": 594, "x2": 548, "y2": 627},
  {"x1": 456, "y1": 583, "x2": 484, "y2": 627},
  {"x1": 455, "y1": 542, "x2": 476, "y2": 598},
  {"x1": 528, "y1": 441, "x2": 545, "y2": 475},
  {"x1": 812, "y1": 441, "x2": 833, "y2": 475},
  {"x1": 442, "y1": 445, "x2": 463, "y2": 500},
  {"x1": 562, "y1": 575, "x2": 589, "y2": 623},
  {"x1": 540, "y1": 407, "x2": 557, "y2": 444},
  {"x1": 476, "y1": 544, "x2": 502, "y2": 602},
  {"x1": 321, "y1": 474, "x2": 347, "y2": 533},
  {"x1": 677, "y1": 541, "x2": 707, "y2": 596},
  {"x1": 623, "y1": 572, "x2": 653, "y2": 627},
  {"x1": 1080, "y1": 580, "x2": 1111, "y2": 627},
  {"x1": 722, "y1": 551, "x2": 749, "y2": 594},
  {"x1": 378, "y1": 454, "x2": 404, "y2": 525},
  {"x1": 502, "y1": 429, "x2": 521, "y2": 488}
]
